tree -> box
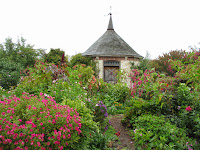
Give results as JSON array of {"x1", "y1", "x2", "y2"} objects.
[
  {"x1": 0, "y1": 37, "x2": 45, "y2": 67},
  {"x1": 0, "y1": 37, "x2": 45, "y2": 89},
  {"x1": 70, "y1": 53, "x2": 97, "y2": 75},
  {"x1": 70, "y1": 53, "x2": 93, "y2": 67},
  {"x1": 151, "y1": 50, "x2": 190, "y2": 76},
  {"x1": 44, "y1": 48, "x2": 66, "y2": 65},
  {"x1": 131, "y1": 51, "x2": 152, "y2": 72}
]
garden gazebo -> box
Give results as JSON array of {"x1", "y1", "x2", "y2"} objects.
[{"x1": 82, "y1": 14, "x2": 142, "y2": 83}]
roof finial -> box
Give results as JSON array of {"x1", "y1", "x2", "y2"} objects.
[{"x1": 107, "y1": 6, "x2": 114, "y2": 30}]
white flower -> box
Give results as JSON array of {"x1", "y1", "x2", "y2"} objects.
[{"x1": 44, "y1": 93, "x2": 49, "y2": 97}]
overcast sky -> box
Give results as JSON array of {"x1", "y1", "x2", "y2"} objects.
[{"x1": 0, "y1": 0, "x2": 200, "y2": 59}]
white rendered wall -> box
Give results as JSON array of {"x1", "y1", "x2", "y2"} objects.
[
  {"x1": 120, "y1": 60, "x2": 140, "y2": 86},
  {"x1": 96, "y1": 60, "x2": 103, "y2": 79}
]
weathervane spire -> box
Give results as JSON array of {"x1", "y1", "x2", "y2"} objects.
[{"x1": 107, "y1": 6, "x2": 114, "y2": 30}]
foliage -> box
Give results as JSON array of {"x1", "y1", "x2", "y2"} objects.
[
  {"x1": 130, "y1": 114, "x2": 198, "y2": 150},
  {"x1": 70, "y1": 53, "x2": 98, "y2": 76},
  {"x1": 14, "y1": 61, "x2": 69, "y2": 100},
  {"x1": 122, "y1": 51, "x2": 200, "y2": 149},
  {"x1": 0, "y1": 37, "x2": 45, "y2": 68},
  {"x1": 44, "y1": 48, "x2": 68, "y2": 66},
  {"x1": 0, "y1": 37, "x2": 45, "y2": 89},
  {"x1": 0, "y1": 93, "x2": 82, "y2": 149},
  {"x1": 151, "y1": 50, "x2": 192, "y2": 76},
  {"x1": 131, "y1": 51, "x2": 152, "y2": 72},
  {"x1": 61, "y1": 98, "x2": 100, "y2": 149},
  {"x1": 70, "y1": 53, "x2": 93, "y2": 67},
  {"x1": 0, "y1": 59, "x2": 23, "y2": 89},
  {"x1": 94, "y1": 101, "x2": 111, "y2": 132}
]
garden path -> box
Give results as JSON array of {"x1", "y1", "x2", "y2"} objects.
[{"x1": 109, "y1": 114, "x2": 135, "y2": 150}]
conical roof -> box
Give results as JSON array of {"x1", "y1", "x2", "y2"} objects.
[{"x1": 82, "y1": 14, "x2": 142, "y2": 58}]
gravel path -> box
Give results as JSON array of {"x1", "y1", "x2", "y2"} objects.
[{"x1": 109, "y1": 114, "x2": 135, "y2": 150}]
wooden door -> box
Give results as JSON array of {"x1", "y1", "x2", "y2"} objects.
[{"x1": 104, "y1": 66, "x2": 119, "y2": 84}]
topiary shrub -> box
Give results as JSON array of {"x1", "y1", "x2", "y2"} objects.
[{"x1": 0, "y1": 92, "x2": 82, "y2": 149}]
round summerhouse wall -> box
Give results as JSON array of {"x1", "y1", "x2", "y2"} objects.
[{"x1": 94, "y1": 57, "x2": 140, "y2": 83}]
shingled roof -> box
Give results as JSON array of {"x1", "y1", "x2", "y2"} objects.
[{"x1": 82, "y1": 14, "x2": 142, "y2": 58}]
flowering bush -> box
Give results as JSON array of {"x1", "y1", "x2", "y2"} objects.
[
  {"x1": 94, "y1": 101, "x2": 110, "y2": 131},
  {"x1": 61, "y1": 98, "x2": 101, "y2": 149},
  {"x1": 14, "y1": 61, "x2": 69, "y2": 103},
  {"x1": 123, "y1": 51, "x2": 200, "y2": 148},
  {"x1": 0, "y1": 93, "x2": 82, "y2": 149}
]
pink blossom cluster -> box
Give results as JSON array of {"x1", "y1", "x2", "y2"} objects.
[
  {"x1": 129, "y1": 69, "x2": 154, "y2": 98},
  {"x1": 186, "y1": 106, "x2": 192, "y2": 112},
  {"x1": 0, "y1": 92, "x2": 81, "y2": 149}
]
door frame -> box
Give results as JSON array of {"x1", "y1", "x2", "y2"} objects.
[{"x1": 103, "y1": 60, "x2": 120, "y2": 83}]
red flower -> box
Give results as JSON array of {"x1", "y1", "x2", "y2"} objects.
[
  {"x1": 115, "y1": 131, "x2": 120, "y2": 137},
  {"x1": 186, "y1": 106, "x2": 192, "y2": 112}
]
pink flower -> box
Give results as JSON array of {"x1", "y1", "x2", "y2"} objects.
[
  {"x1": 32, "y1": 123, "x2": 36, "y2": 128},
  {"x1": 14, "y1": 141, "x2": 18, "y2": 145},
  {"x1": 63, "y1": 134, "x2": 66, "y2": 139},
  {"x1": 40, "y1": 122, "x2": 43, "y2": 126},
  {"x1": 18, "y1": 119, "x2": 22, "y2": 122},
  {"x1": 37, "y1": 141, "x2": 41, "y2": 147},
  {"x1": 54, "y1": 141, "x2": 60, "y2": 145},
  {"x1": 1, "y1": 112, "x2": 5, "y2": 116},
  {"x1": 10, "y1": 116, "x2": 13, "y2": 119},
  {"x1": 68, "y1": 134, "x2": 71, "y2": 139},
  {"x1": 31, "y1": 140, "x2": 34, "y2": 145},
  {"x1": 186, "y1": 106, "x2": 192, "y2": 112}
]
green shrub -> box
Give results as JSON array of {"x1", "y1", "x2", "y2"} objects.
[
  {"x1": 130, "y1": 114, "x2": 198, "y2": 150},
  {"x1": 61, "y1": 98, "x2": 113, "y2": 149},
  {"x1": 108, "y1": 83, "x2": 131, "y2": 104},
  {"x1": 14, "y1": 61, "x2": 69, "y2": 100},
  {"x1": 61, "y1": 98, "x2": 99, "y2": 149},
  {"x1": 0, "y1": 59, "x2": 23, "y2": 89}
]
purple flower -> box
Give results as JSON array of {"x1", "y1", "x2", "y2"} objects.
[
  {"x1": 104, "y1": 112, "x2": 108, "y2": 117},
  {"x1": 108, "y1": 120, "x2": 111, "y2": 125},
  {"x1": 104, "y1": 125, "x2": 108, "y2": 131}
]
